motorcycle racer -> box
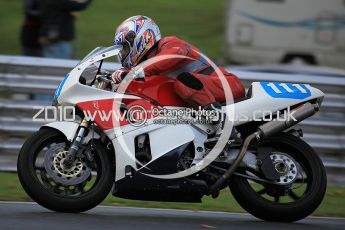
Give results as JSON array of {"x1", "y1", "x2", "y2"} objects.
[
  {"x1": 17, "y1": 18, "x2": 327, "y2": 218},
  {"x1": 112, "y1": 15, "x2": 245, "y2": 146}
]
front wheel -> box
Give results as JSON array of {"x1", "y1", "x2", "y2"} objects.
[
  {"x1": 17, "y1": 127, "x2": 115, "y2": 212},
  {"x1": 229, "y1": 132, "x2": 327, "y2": 222}
]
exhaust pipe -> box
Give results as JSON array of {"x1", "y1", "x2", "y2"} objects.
[
  {"x1": 209, "y1": 102, "x2": 319, "y2": 195},
  {"x1": 257, "y1": 102, "x2": 319, "y2": 139}
]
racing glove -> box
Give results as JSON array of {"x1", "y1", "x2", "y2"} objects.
[{"x1": 111, "y1": 68, "x2": 130, "y2": 83}]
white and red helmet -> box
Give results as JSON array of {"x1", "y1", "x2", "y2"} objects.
[{"x1": 114, "y1": 15, "x2": 161, "y2": 69}]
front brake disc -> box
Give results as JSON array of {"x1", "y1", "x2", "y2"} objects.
[{"x1": 44, "y1": 143, "x2": 91, "y2": 186}]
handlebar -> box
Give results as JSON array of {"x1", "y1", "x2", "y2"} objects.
[
  {"x1": 94, "y1": 71, "x2": 145, "y2": 91},
  {"x1": 93, "y1": 73, "x2": 112, "y2": 90},
  {"x1": 96, "y1": 74, "x2": 112, "y2": 84}
]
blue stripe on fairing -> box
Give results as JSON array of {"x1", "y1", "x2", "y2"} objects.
[
  {"x1": 238, "y1": 11, "x2": 345, "y2": 30},
  {"x1": 54, "y1": 73, "x2": 69, "y2": 99}
]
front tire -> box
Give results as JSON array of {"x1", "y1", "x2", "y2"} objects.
[
  {"x1": 18, "y1": 128, "x2": 115, "y2": 212},
  {"x1": 230, "y1": 132, "x2": 327, "y2": 222}
]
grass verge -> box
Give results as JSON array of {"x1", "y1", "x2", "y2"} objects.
[{"x1": 0, "y1": 0, "x2": 224, "y2": 59}]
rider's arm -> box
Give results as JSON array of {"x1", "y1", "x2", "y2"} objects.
[{"x1": 143, "y1": 41, "x2": 189, "y2": 77}]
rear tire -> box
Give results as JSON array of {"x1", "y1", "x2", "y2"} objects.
[
  {"x1": 18, "y1": 128, "x2": 115, "y2": 213},
  {"x1": 229, "y1": 132, "x2": 327, "y2": 222}
]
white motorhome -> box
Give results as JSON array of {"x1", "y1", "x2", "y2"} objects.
[{"x1": 224, "y1": 0, "x2": 345, "y2": 68}]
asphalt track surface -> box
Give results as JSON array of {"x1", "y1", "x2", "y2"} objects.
[{"x1": 0, "y1": 201, "x2": 344, "y2": 230}]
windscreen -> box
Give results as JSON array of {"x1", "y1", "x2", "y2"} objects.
[{"x1": 79, "y1": 45, "x2": 121, "y2": 64}]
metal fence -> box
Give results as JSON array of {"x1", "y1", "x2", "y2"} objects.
[{"x1": 0, "y1": 55, "x2": 344, "y2": 183}]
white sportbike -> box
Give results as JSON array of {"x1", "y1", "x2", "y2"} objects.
[{"x1": 18, "y1": 46, "x2": 326, "y2": 222}]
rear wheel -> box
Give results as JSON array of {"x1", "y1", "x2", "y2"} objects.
[
  {"x1": 17, "y1": 127, "x2": 115, "y2": 212},
  {"x1": 229, "y1": 132, "x2": 327, "y2": 222}
]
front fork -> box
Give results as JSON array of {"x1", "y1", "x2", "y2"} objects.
[
  {"x1": 63, "y1": 77, "x2": 107, "y2": 169},
  {"x1": 63, "y1": 118, "x2": 90, "y2": 168}
]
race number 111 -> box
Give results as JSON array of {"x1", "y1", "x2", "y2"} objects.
[{"x1": 266, "y1": 83, "x2": 308, "y2": 94}]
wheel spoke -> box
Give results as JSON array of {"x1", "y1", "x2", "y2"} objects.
[
  {"x1": 288, "y1": 190, "x2": 301, "y2": 200},
  {"x1": 257, "y1": 188, "x2": 267, "y2": 195},
  {"x1": 274, "y1": 195, "x2": 280, "y2": 202},
  {"x1": 40, "y1": 171, "x2": 53, "y2": 187}
]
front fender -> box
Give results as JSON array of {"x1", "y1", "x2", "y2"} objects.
[{"x1": 42, "y1": 121, "x2": 79, "y2": 141}]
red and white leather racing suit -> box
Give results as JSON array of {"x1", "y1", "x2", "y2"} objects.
[{"x1": 117, "y1": 36, "x2": 245, "y2": 107}]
